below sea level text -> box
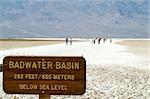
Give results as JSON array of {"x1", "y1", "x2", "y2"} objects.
[{"x1": 19, "y1": 84, "x2": 68, "y2": 91}]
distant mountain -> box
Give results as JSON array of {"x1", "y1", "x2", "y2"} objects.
[{"x1": 0, "y1": 0, "x2": 149, "y2": 38}]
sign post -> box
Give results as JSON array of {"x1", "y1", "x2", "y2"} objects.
[
  {"x1": 39, "y1": 94, "x2": 50, "y2": 99},
  {"x1": 3, "y1": 56, "x2": 86, "y2": 99}
]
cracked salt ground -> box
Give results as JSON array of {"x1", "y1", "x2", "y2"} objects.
[
  {"x1": 52, "y1": 66, "x2": 150, "y2": 99},
  {"x1": 0, "y1": 66, "x2": 150, "y2": 99}
]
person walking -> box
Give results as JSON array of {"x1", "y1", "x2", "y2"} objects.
[
  {"x1": 93, "y1": 39, "x2": 96, "y2": 44},
  {"x1": 103, "y1": 38, "x2": 106, "y2": 43},
  {"x1": 70, "y1": 37, "x2": 72, "y2": 45},
  {"x1": 98, "y1": 38, "x2": 101, "y2": 44},
  {"x1": 66, "y1": 38, "x2": 68, "y2": 45},
  {"x1": 110, "y1": 39, "x2": 112, "y2": 43}
]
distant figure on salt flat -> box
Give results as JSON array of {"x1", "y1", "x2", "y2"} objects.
[
  {"x1": 103, "y1": 38, "x2": 106, "y2": 43},
  {"x1": 93, "y1": 39, "x2": 96, "y2": 44},
  {"x1": 98, "y1": 38, "x2": 102, "y2": 44},
  {"x1": 70, "y1": 37, "x2": 72, "y2": 45},
  {"x1": 66, "y1": 38, "x2": 69, "y2": 45},
  {"x1": 110, "y1": 39, "x2": 112, "y2": 43}
]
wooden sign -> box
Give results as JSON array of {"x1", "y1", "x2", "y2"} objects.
[{"x1": 3, "y1": 56, "x2": 86, "y2": 95}]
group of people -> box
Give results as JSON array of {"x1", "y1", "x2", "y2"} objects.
[
  {"x1": 65, "y1": 37, "x2": 112, "y2": 45},
  {"x1": 65, "y1": 38, "x2": 72, "y2": 45},
  {"x1": 92, "y1": 38, "x2": 112, "y2": 44}
]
